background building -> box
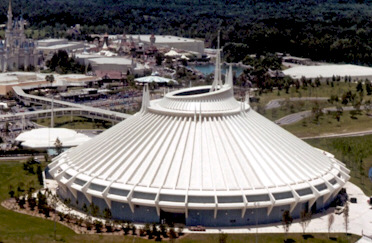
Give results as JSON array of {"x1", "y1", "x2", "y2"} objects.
[
  {"x1": 0, "y1": 0, "x2": 39, "y2": 72},
  {"x1": 283, "y1": 64, "x2": 372, "y2": 81},
  {"x1": 37, "y1": 39, "x2": 85, "y2": 61}
]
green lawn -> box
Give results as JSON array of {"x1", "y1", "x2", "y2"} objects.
[
  {"x1": 262, "y1": 100, "x2": 331, "y2": 121},
  {"x1": 34, "y1": 116, "x2": 112, "y2": 130},
  {"x1": 0, "y1": 160, "x2": 74, "y2": 242},
  {"x1": 306, "y1": 136, "x2": 372, "y2": 196},
  {"x1": 282, "y1": 110, "x2": 372, "y2": 138},
  {"x1": 257, "y1": 82, "x2": 359, "y2": 106}
]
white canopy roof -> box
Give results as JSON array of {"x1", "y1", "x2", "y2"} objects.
[
  {"x1": 16, "y1": 128, "x2": 91, "y2": 149},
  {"x1": 135, "y1": 75, "x2": 178, "y2": 84},
  {"x1": 283, "y1": 64, "x2": 372, "y2": 79}
]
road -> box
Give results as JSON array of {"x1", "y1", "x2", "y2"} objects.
[
  {"x1": 265, "y1": 97, "x2": 329, "y2": 110},
  {"x1": 275, "y1": 106, "x2": 362, "y2": 125},
  {"x1": 300, "y1": 129, "x2": 372, "y2": 140}
]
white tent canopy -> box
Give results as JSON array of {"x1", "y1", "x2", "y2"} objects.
[
  {"x1": 164, "y1": 48, "x2": 181, "y2": 57},
  {"x1": 15, "y1": 128, "x2": 91, "y2": 149},
  {"x1": 135, "y1": 75, "x2": 178, "y2": 84}
]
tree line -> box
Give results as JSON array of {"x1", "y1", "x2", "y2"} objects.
[{"x1": 0, "y1": 0, "x2": 370, "y2": 65}]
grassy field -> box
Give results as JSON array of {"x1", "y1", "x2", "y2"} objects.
[
  {"x1": 34, "y1": 116, "x2": 113, "y2": 130},
  {"x1": 257, "y1": 82, "x2": 360, "y2": 106},
  {"x1": 262, "y1": 100, "x2": 331, "y2": 121},
  {"x1": 282, "y1": 110, "x2": 372, "y2": 138},
  {"x1": 306, "y1": 136, "x2": 372, "y2": 196},
  {"x1": 0, "y1": 160, "x2": 361, "y2": 242}
]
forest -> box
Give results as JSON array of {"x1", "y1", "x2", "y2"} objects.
[{"x1": 0, "y1": 0, "x2": 371, "y2": 65}]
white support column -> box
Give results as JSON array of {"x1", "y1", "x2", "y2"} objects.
[
  {"x1": 67, "y1": 186, "x2": 78, "y2": 199},
  {"x1": 321, "y1": 179, "x2": 335, "y2": 203},
  {"x1": 185, "y1": 190, "x2": 189, "y2": 219},
  {"x1": 214, "y1": 195, "x2": 218, "y2": 219},
  {"x1": 155, "y1": 192, "x2": 160, "y2": 216},
  {"x1": 102, "y1": 184, "x2": 112, "y2": 209},
  {"x1": 81, "y1": 178, "x2": 94, "y2": 203},
  {"x1": 241, "y1": 193, "x2": 248, "y2": 218},
  {"x1": 127, "y1": 183, "x2": 138, "y2": 213},
  {"x1": 267, "y1": 192, "x2": 276, "y2": 216},
  {"x1": 289, "y1": 189, "x2": 300, "y2": 213},
  {"x1": 308, "y1": 183, "x2": 321, "y2": 211}
]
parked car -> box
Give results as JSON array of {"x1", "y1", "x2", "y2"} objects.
[{"x1": 189, "y1": 225, "x2": 206, "y2": 231}]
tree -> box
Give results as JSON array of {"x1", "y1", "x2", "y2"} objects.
[
  {"x1": 8, "y1": 185, "x2": 15, "y2": 198},
  {"x1": 132, "y1": 224, "x2": 137, "y2": 236},
  {"x1": 334, "y1": 105, "x2": 343, "y2": 122},
  {"x1": 103, "y1": 208, "x2": 112, "y2": 220},
  {"x1": 343, "y1": 202, "x2": 349, "y2": 234},
  {"x1": 356, "y1": 81, "x2": 363, "y2": 93},
  {"x1": 18, "y1": 196, "x2": 26, "y2": 209},
  {"x1": 89, "y1": 203, "x2": 100, "y2": 217},
  {"x1": 364, "y1": 100, "x2": 371, "y2": 115},
  {"x1": 54, "y1": 138, "x2": 63, "y2": 155},
  {"x1": 123, "y1": 222, "x2": 131, "y2": 235},
  {"x1": 365, "y1": 79, "x2": 371, "y2": 95},
  {"x1": 311, "y1": 102, "x2": 323, "y2": 123},
  {"x1": 168, "y1": 227, "x2": 177, "y2": 241},
  {"x1": 282, "y1": 210, "x2": 293, "y2": 241},
  {"x1": 219, "y1": 232, "x2": 228, "y2": 243},
  {"x1": 299, "y1": 210, "x2": 312, "y2": 234},
  {"x1": 94, "y1": 220, "x2": 103, "y2": 233},
  {"x1": 45, "y1": 74, "x2": 55, "y2": 85},
  {"x1": 37, "y1": 165, "x2": 43, "y2": 186},
  {"x1": 159, "y1": 223, "x2": 167, "y2": 238},
  {"x1": 37, "y1": 191, "x2": 47, "y2": 213}
]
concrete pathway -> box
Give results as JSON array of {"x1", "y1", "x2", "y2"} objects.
[{"x1": 265, "y1": 97, "x2": 328, "y2": 110}]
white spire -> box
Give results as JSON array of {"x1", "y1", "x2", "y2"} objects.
[
  {"x1": 210, "y1": 31, "x2": 223, "y2": 92},
  {"x1": 227, "y1": 64, "x2": 233, "y2": 87},
  {"x1": 140, "y1": 84, "x2": 150, "y2": 113},
  {"x1": 246, "y1": 91, "x2": 250, "y2": 105},
  {"x1": 225, "y1": 68, "x2": 229, "y2": 85}
]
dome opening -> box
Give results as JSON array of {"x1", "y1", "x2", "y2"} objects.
[{"x1": 173, "y1": 88, "x2": 210, "y2": 96}]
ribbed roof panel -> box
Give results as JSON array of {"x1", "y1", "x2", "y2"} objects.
[{"x1": 48, "y1": 85, "x2": 349, "y2": 206}]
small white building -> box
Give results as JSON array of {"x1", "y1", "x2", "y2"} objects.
[{"x1": 283, "y1": 64, "x2": 372, "y2": 81}]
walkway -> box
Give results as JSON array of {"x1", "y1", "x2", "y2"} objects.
[
  {"x1": 265, "y1": 97, "x2": 329, "y2": 110},
  {"x1": 3, "y1": 86, "x2": 132, "y2": 123},
  {"x1": 275, "y1": 106, "x2": 359, "y2": 125}
]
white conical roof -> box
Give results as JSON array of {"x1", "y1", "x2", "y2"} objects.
[
  {"x1": 48, "y1": 41, "x2": 349, "y2": 217},
  {"x1": 48, "y1": 82, "x2": 349, "y2": 213}
]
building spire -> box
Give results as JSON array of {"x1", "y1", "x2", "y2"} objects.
[
  {"x1": 140, "y1": 84, "x2": 150, "y2": 114},
  {"x1": 7, "y1": 0, "x2": 13, "y2": 30},
  {"x1": 210, "y1": 30, "x2": 223, "y2": 92}
]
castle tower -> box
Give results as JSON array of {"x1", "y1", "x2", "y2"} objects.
[
  {"x1": 150, "y1": 33, "x2": 156, "y2": 46},
  {"x1": 7, "y1": 0, "x2": 12, "y2": 31},
  {"x1": 1, "y1": 0, "x2": 39, "y2": 72},
  {"x1": 121, "y1": 32, "x2": 127, "y2": 45}
]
